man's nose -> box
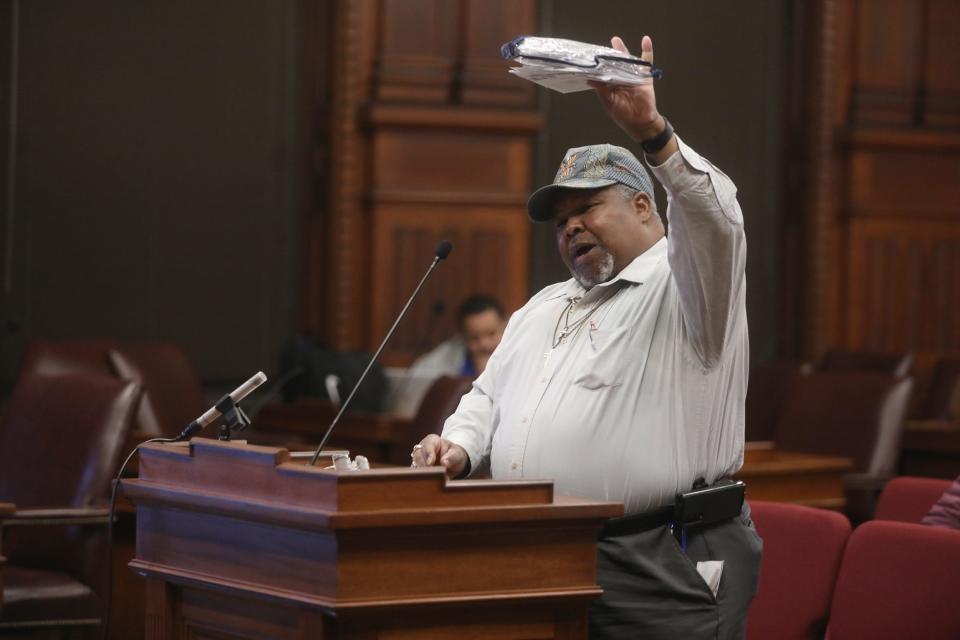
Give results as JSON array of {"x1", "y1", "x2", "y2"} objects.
[{"x1": 563, "y1": 215, "x2": 584, "y2": 237}]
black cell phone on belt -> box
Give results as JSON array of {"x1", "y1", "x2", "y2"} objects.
[{"x1": 673, "y1": 479, "x2": 745, "y2": 529}]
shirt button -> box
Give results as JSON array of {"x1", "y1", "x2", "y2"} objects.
[
  {"x1": 521, "y1": 417, "x2": 528, "y2": 423},
  {"x1": 511, "y1": 462, "x2": 519, "y2": 470}
]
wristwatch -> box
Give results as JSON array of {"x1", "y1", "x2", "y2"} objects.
[{"x1": 640, "y1": 117, "x2": 674, "y2": 154}]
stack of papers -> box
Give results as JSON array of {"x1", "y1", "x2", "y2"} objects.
[{"x1": 501, "y1": 35, "x2": 661, "y2": 94}]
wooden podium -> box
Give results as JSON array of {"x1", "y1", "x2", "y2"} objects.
[{"x1": 122, "y1": 438, "x2": 623, "y2": 639}]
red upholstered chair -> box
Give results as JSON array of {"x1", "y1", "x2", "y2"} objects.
[
  {"x1": 109, "y1": 342, "x2": 207, "y2": 437},
  {"x1": 874, "y1": 476, "x2": 952, "y2": 523},
  {"x1": 0, "y1": 374, "x2": 141, "y2": 635},
  {"x1": 817, "y1": 348, "x2": 913, "y2": 378},
  {"x1": 827, "y1": 521, "x2": 960, "y2": 640},
  {"x1": 746, "y1": 501, "x2": 851, "y2": 640}
]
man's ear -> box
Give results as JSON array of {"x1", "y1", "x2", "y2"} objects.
[{"x1": 633, "y1": 191, "x2": 654, "y2": 223}]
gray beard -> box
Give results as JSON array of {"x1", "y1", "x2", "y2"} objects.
[{"x1": 571, "y1": 250, "x2": 615, "y2": 289}]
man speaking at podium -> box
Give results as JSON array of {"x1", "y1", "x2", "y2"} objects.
[{"x1": 413, "y1": 34, "x2": 761, "y2": 639}]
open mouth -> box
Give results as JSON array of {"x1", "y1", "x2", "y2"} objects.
[{"x1": 571, "y1": 243, "x2": 598, "y2": 264}]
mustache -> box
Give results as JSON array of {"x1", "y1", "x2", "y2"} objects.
[{"x1": 567, "y1": 238, "x2": 607, "y2": 261}]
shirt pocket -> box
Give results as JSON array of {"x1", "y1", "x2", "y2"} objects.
[{"x1": 573, "y1": 325, "x2": 631, "y2": 390}]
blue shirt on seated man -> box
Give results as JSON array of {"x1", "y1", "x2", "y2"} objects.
[{"x1": 409, "y1": 294, "x2": 506, "y2": 379}]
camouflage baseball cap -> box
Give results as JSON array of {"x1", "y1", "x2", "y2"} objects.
[{"x1": 527, "y1": 144, "x2": 655, "y2": 222}]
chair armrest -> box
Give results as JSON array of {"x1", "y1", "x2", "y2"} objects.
[
  {"x1": 844, "y1": 472, "x2": 892, "y2": 492},
  {"x1": 844, "y1": 473, "x2": 892, "y2": 525},
  {"x1": 0, "y1": 506, "x2": 111, "y2": 527},
  {"x1": 0, "y1": 503, "x2": 14, "y2": 518}
]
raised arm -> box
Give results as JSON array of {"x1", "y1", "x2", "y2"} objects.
[{"x1": 592, "y1": 35, "x2": 746, "y2": 368}]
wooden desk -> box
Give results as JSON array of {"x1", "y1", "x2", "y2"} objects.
[
  {"x1": 251, "y1": 400, "x2": 415, "y2": 466},
  {"x1": 252, "y1": 407, "x2": 858, "y2": 509},
  {"x1": 900, "y1": 420, "x2": 960, "y2": 479},
  {"x1": 737, "y1": 442, "x2": 853, "y2": 509}
]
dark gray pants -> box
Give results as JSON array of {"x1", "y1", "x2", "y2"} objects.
[{"x1": 589, "y1": 502, "x2": 763, "y2": 639}]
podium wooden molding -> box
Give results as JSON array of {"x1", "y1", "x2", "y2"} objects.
[{"x1": 123, "y1": 438, "x2": 622, "y2": 639}]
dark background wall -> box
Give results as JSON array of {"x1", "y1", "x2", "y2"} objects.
[
  {"x1": 534, "y1": 0, "x2": 788, "y2": 364},
  {"x1": 0, "y1": 1, "x2": 302, "y2": 385},
  {"x1": 0, "y1": 1, "x2": 788, "y2": 387}
]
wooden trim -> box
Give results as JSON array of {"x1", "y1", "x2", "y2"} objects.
[
  {"x1": 803, "y1": 0, "x2": 850, "y2": 359},
  {"x1": 363, "y1": 104, "x2": 544, "y2": 132},
  {"x1": 847, "y1": 127, "x2": 960, "y2": 150},
  {"x1": 132, "y1": 559, "x2": 603, "y2": 613},
  {"x1": 324, "y1": 0, "x2": 375, "y2": 351},
  {"x1": 369, "y1": 188, "x2": 528, "y2": 206}
]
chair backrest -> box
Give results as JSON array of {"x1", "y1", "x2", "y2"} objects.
[
  {"x1": 19, "y1": 338, "x2": 114, "y2": 377},
  {"x1": 746, "y1": 501, "x2": 851, "y2": 640},
  {"x1": 19, "y1": 338, "x2": 206, "y2": 438},
  {"x1": 774, "y1": 372, "x2": 913, "y2": 476},
  {"x1": 827, "y1": 520, "x2": 960, "y2": 640},
  {"x1": 922, "y1": 357, "x2": 960, "y2": 419},
  {"x1": 745, "y1": 361, "x2": 804, "y2": 442},
  {"x1": 409, "y1": 376, "x2": 474, "y2": 438},
  {"x1": 818, "y1": 348, "x2": 913, "y2": 378},
  {"x1": 109, "y1": 343, "x2": 207, "y2": 437},
  {"x1": 874, "y1": 476, "x2": 953, "y2": 523},
  {"x1": 0, "y1": 374, "x2": 141, "y2": 509}
]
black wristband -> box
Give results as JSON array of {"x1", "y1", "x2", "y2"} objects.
[{"x1": 640, "y1": 117, "x2": 674, "y2": 154}]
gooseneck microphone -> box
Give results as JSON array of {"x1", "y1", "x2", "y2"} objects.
[
  {"x1": 308, "y1": 240, "x2": 453, "y2": 465},
  {"x1": 176, "y1": 371, "x2": 268, "y2": 441}
]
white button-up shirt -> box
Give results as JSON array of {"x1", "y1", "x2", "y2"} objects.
[{"x1": 442, "y1": 137, "x2": 748, "y2": 515}]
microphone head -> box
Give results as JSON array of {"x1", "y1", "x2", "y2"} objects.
[{"x1": 435, "y1": 240, "x2": 453, "y2": 261}]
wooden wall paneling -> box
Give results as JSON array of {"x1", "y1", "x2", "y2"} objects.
[
  {"x1": 459, "y1": 0, "x2": 536, "y2": 107},
  {"x1": 374, "y1": 0, "x2": 460, "y2": 102},
  {"x1": 851, "y1": 0, "x2": 921, "y2": 126},
  {"x1": 847, "y1": 135, "x2": 960, "y2": 218},
  {"x1": 304, "y1": 0, "x2": 539, "y2": 359},
  {"x1": 846, "y1": 219, "x2": 960, "y2": 357},
  {"x1": 371, "y1": 204, "x2": 530, "y2": 366},
  {"x1": 792, "y1": 0, "x2": 960, "y2": 365},
  {"x1": 843, "y1": 131, "x2": 960, "y2": 363},
  {"x1": 922, "y1": 0, "x2": 960, "y2": 127},
  {"x1": 365, "y1": 103, "x2": 539, "y2": 365}
]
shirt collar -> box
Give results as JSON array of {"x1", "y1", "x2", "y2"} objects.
[{"x1": 549, "y1": 236, "x2": 668, "y2": 299}]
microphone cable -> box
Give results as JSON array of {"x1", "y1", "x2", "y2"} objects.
[{"x1": 100, "y1": 435, "x2": 177, "y2": 640}]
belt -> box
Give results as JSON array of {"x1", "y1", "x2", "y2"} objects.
[
  {"x1": 598, "y1": 477, "x2": 745, "y2": 541},
  {"x1": 599, "y1": 505, "x2": 674, "y2": 539}
]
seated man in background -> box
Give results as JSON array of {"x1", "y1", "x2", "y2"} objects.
[{"x1": 409, "y1": 294, "x2": 505, "y2": 378}]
